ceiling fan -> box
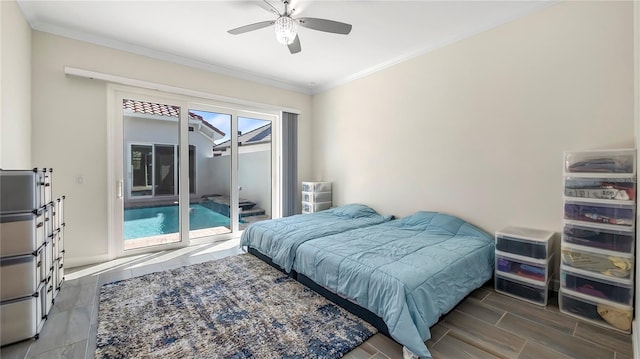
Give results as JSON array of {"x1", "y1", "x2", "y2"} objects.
[{"x1": 227, "y1": 0, "x2": 352, "y2": 54}]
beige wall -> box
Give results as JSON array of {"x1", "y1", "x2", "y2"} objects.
[
  {"x1": 1, "y1": 0, "x2": 31, "y2": 168},
  {"x1": 312, "y1": 1, "x2": 634, "y2": 240},
  {"x1": 31, "y1": 31, "x2": 312, "y2": 266}
]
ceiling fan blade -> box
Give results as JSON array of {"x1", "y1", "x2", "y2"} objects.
[
  {"x1": 227, "y1": 20, "x2": 275, "y2": 35},
  {"x1": 296, "y1": 17, "x2": 352, "y2": 35},
  {"x1": 259, "y1": 0, "x2": 281, "y2": 15},
  {"x1": 288, "y1": 34, "x2": 301, "y2": 54}
]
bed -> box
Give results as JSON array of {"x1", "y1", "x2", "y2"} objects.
[
  {"x1": 291, "y1": 211, "x2": 495, "y2": 358},
  {"x1": 239, "y1": 203, "x2": 393, "y2": 273}
]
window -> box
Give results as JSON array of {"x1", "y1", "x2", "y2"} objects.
[{"x1": 129, "y1": 144, "x2": 195, "y2": 197}]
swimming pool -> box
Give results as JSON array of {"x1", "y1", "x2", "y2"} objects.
[{"x1": 124, "y1": 204, "x2": 232, "y2": 240}]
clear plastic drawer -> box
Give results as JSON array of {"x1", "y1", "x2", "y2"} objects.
[
  {"x1": 559, "y1": 290, "x2": 632, "y2": 333},
  {"x1": 495, "y1": 236, "x2": 552, "y2": 260},
  {"x1": 563, "y1": 223, "x2": 634, "y2": 254},
  {"x1": 495, "y1": 251, "x2": 553, "y2": 283},
  {"x1": 301, "y1": 191, "x2": 332, "y2": 203},
  {"x1": 564, "y1": 149, "x2": 635, "y2": 175},
  {"x1": 301, "y1": 181, "x2": 332, "y2": 193},
  {"x1": 561, "y1": 266, "x2": 633, "y2": 306},
  {"x1": 561, "y1": 243, "x2": 633, "y2": 280},
  {"x1": 302, "y1": 201, "x2": 331, "y2": 214},
  {"x1": 564, "y1": 177, "x2": 635, "y2": 202},
  {"x1": 495, "y1": 273, "x2": 549, "y2": 306},
  {"x1": 564, "y1": 201, "x2": 635, "y2": 227}
]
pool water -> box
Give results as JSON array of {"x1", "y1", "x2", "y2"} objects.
[{"x1": 124, "y1": 204, "x2": 231, "y2": 240}]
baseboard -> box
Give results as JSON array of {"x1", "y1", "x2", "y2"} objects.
[
  {"x1": 65, "y1": 254, "x2": 112, "y2": 269},
  {"x1": 633, "y1": 320, "x2": 639, "y2": 359}
]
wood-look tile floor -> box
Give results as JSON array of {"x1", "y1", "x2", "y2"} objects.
[{"x1": 1, "y1": 238, "x2": 633, "y2": 359}]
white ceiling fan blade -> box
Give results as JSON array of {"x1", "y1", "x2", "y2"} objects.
[
  {"x1": 259, "y1": 0, "x2": 281, "y2": 15},
  {"x1": 227, "y1": 20, "x2": 275, "y2": 35},
  {"x1": 296, "y1": 17, "x2": 352, "y2": 35},
  {"x1": 288, "y1": 34, "x2": 301, "y2": 54}
]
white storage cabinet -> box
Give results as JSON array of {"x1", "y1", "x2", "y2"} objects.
[
  {"x1": 0, "y1": 169, "x2": 66, "y2": 346},
  {"x1": 560, "y1": 149, "x2": 636, "y2": 333}
]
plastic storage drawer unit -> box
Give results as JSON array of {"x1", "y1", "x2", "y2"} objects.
[
  {"x1": 564, "y1": 201, "x2": 635, "y2": 227},
  {"x1": 495, "y1": 227, "x2": 554, "y2": 259},
  {"x1": 559, "y1": 289, "x2": 632, "y2": 333},
  {"x1": 302, "y1": 181, "x2": 332, "y2": 193},
  {"x1": 564, "y1": 149, "x2": 636, "y2": 175},
  {"x1": 561, "y1": 243, "x2": 633, "y2": 280},
  {"x1": 301, "y1": 191, "x2": 332, "y2": 203},
  {"x1": 0, "y1": 210, "x2": 46, "y2": 257},
  {"x1": 564, "y1": 177, "x2": 636, "y2": 202},
  {"x1": 563, "y1": 223, "x2": 634, "y2": 254},
  {"x1": 495, "y1": 251, "x2": 553, "y2": 283},
  {"x1": 561, "y1": 266, "x2": 633, "y2": 306},
  {"x1": 495, "y1": 273, "x2": 549, "y2": 306}
]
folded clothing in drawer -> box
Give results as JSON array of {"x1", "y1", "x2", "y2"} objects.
[
  {"x1": 564, "y1": 178, "x2": 636, "y2": 201},
  {"x1": 563, "y1": 224, "x2": 634, "y2": 253},
  {"x1": 562, "y1": 245, "x2": 633, "y2": 279},
  {"x1": 564, "y1": 150, "x2": 635, "y2": 174},
  {"x1": 496, "y1": 252, "x2": 552, "y2": 282},
  {"x1": 564, "y1": 202, "x2": 634, "y2": 226},
  {"x1": 560, "y1": 290, "x2": 632, "y2": 332},
  {"x1": 561, "y1": 266, "x2": 633, "y2": 305}
]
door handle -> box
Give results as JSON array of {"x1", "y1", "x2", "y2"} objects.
[{"x1": 117, "y1": 180, "x2": 123, "y2": 198}]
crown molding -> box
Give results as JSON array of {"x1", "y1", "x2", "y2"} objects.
[{"x1": 29, "y1": 21, "x2": 315, "y2": 96}]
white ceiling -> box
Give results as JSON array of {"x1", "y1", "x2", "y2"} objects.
[{"x1": 17, "y1": 0, "x2": 553, "y2": 94}]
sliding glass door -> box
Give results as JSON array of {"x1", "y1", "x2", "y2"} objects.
[
  {"x1": 187, "y1": 105, "x2": 276, "y2": 241},
  {"x1": 111, "y1": 90, "x2": 280, "y2": 257},
  {"x1": 121, "y1": 98, "x2": 185, "y2": 251}
]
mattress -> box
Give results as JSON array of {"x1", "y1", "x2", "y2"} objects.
[
  {"x1": 292, "y1": 211, "x2": 495, "y2": 358},
  {"x1": 239, "y1": 203, "x2": 392, "y2": 272}
]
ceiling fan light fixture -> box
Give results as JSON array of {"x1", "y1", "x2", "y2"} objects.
[{"x1": 275, "y1": 16, "x2": 296, "y2": 45}]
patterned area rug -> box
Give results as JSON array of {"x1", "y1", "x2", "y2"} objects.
[{"x1": 96, "y1": 254, "x2": 377, "y2": 358}]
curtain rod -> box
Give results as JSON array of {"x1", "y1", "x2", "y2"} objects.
[{"x1": 63, "y1": 66, "x2": 301, "y2": 115}]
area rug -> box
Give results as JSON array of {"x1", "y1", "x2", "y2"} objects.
[{"x1": 95, "y1": 254, "x2": 377, "y2": 358}]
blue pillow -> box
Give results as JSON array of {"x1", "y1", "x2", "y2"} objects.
[{"x1": 329, "y1": 203, "x2": 379, "y2": 218}]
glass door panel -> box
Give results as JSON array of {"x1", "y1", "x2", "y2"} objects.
[
  {"x1": 187, "y1": 109, "x2": 232, "y2": 239},
  {"x1": 237, "y1": 116, "x2": 272, "y2": 229},
  {"x1": 122, "y1": 98, "x2": 182, "y2": 251}
]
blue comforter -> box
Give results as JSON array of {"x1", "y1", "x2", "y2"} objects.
[
  {"x1": 240, "y1": 204, "x2": 392, "y2": 272},
  {"x1": 292, "y1": 211, "x2": 495, "y2": 358}
]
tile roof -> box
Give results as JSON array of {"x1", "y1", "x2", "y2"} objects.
[{"x1": 123, "y1": 99, "x2": 224, "y2": 136}]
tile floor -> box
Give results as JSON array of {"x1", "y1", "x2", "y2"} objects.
[{"x1": 0, "y1": 238, "x2": 634, "y2": 359}]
